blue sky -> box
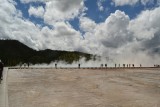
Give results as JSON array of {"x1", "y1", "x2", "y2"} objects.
[
  {"x1": 15, "y1": 0, "x2": 47, "y2": 27},
  {"x1": 14, "y1": 0, "x2": 159, "y2": 30},
  {"x1": 1, "y1": 0, "x2": 160, "y2": 65}
]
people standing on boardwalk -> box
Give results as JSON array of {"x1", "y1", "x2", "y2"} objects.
[
  {"x1": 55, "y1": 63, "x2": 57, "y2": 69},
  {"x1": 0, "y1": 60, "x2": 4, "y2": 83},
  {"x1": 78, "y1": 64, "x2": 80, "y2": 69},
  {"x1": 101, "y1": 64, "x2": 103, "y2": 68},
  {"x1": 105, "y1": 64, "x2": 107, "y2": 68},
  {"x1": 27, "y1": 62, "x2": 30, "y2": 68}
]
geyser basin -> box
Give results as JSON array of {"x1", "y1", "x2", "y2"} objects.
[{"x1": 8, "y1": 68, "x2": 160, "y2": 107}]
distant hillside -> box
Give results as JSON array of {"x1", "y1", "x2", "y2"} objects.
[{"x1": 0, "y1": 40, "x2": 94, "y2": 66}]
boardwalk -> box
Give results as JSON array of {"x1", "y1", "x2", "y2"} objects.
[
  {"x1": 0, "y1": 68, "x2": 8, "y2": 107},
  {"x1": 7, "y1": 68, "x2": 160, "y2": 107}
]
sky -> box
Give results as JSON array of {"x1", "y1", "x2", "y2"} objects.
[{"x1": 1, "y1": 0, "x2": 160, "y2": 66}]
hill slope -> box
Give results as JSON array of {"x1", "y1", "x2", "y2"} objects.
[{"x1": 0, "y1": 40, "x2": 93, "y2": 66}]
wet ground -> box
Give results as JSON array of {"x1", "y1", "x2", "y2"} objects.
[{"x1": 8, "y1": 68, "x2": 160, "y2": 107}]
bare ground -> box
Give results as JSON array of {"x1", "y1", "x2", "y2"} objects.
[{"x1": 8, "y1": 68, "x2": 160, "y2": 107}]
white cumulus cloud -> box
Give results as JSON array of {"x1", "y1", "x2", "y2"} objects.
[
  {"x1": 20, "y1": 0, "x2": 87, "y2": 25},
  {"x1": 44, "y1": 0, "x2": 86, "y2": 24},
  {"x1": 79, "y1": 8, "x2": 160, "y2": 65},
  {"x1": 1, "y1": 0, "x2": 160, "y2": 66},
  {"x1": 129, "y1": 7, "x2": 160, "y2": 40},
  {"x1": 97, "y1": 0, "x2": 105, "y2": 11},
  {"x1": 112, "y1": 0, "x2": 139, "y2": 6},
  {"x1": 28, "y1": 6, "x2": 45, "y2": 18},
  {"x1": 20, "y1": 0, "x2": 45, "y2": 4},
  {"x1": 80, "y1": 17, "x2": 97, "y2": 32},
  {"x1": 112, "y1": 0, "x2": 155, "y2": 6}
]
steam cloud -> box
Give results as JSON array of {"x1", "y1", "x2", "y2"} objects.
[{"x1": 1, "y1": 0, "x2": 160, "y2": 66}]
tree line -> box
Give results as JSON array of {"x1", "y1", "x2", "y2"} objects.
[{"x1": 0, "y1": 40, "x2": 93, "y2": 66}]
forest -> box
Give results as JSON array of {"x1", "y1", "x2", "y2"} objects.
[{"x1": 0, "y1": 40, "x2": 95, "y2": 66}]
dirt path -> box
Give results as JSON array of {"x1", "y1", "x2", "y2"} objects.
[{"x1": 8, "y1": 68, "x2": 160, "y2": 107}]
